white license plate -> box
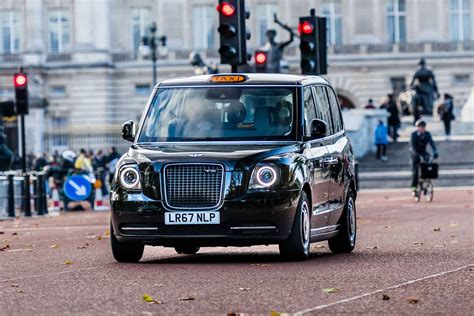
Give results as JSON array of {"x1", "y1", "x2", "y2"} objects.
[{"x1": 164, "y1": 211, "x2": 220, "y2": 225}]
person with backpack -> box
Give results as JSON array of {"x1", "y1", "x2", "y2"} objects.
[{"x1": 438, "y1": 93, "x2": 455, "y2": 137}]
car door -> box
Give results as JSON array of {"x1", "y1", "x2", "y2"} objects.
[
  {"x1": 320, "y1": 86, "x2": 348, "y2": 225},
  {"x1": 302, "y1": 86, "x2": 330, "y2": 229}
]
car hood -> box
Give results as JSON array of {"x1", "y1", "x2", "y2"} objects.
[{"x1": 127, "y1": 142, "x2": 302, "y2": 172}]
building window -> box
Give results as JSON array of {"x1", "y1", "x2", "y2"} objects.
[
  {"x1": 256, "y1": 3, "x2": 278, "y2": 46},
  {"x1": 130, "y1": 7, "x2": 151, "y2": 52},
  {"x1": 386, "y1": 0, "x2": 406, "y2": 43},
  {"x1": 51, "y1": 117, "x2": 69, "y2": 147},
  {"x1": 450, "y1": 0, "x2": 471, "y2": 41},
  {"x1": 48, "y1": 10, "x2": 71, "y2": 53},
  {"x1": 0, "y1": 11, "x2": 21, "y2": 53},
  {"x1": 135, "y1": 84, "x2": 150, "y2": 96},
  {"x1": 49, "y1": 85, "x2": 66, "y2": 98},
  {"x1": 192, "y1": 6, "x2": 216, "y2": 50},
  {"x1": 321, "y1": 2, "x2": 343, "y2": 45}
]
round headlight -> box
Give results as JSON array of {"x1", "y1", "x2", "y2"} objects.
[
  {"x1": 119, "y1": 167, "x2": 140, "y2": 189},
  {"x1": 256, "y1": 166, "x2": 277, "y2": 187}
]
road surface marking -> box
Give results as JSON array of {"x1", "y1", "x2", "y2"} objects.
[{"x1": 294, "y1": 264, "x2": 473, "y2": 315}]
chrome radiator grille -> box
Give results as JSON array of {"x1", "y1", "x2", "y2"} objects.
[{"x1": 163, "y1": 164, "x2": 224, "y2": 209}]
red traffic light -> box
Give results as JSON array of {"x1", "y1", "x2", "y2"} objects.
[
  {"x1": 255, "y1": 52, "x2": 267, "y2": 64},
  {"x1": 14, "y1": 73, "x2": 27, "y2": 87},
  {"x1": 217, "y1": 2, "x2": 235, "y2": 16},
  {"x1": 298, "y1": 21, "x2": 314, "y2": 34}
]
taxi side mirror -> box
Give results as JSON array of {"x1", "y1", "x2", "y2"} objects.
[
  {"x1": 122, "y1": 120, "x2": 136, "y2": 142},
  {"x1": 310, "y1": 119, "x2": 328, "y2": 139}
]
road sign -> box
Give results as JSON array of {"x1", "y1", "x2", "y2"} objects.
[{"x1": 64, "y1": 175, "x2": 92, "y2": 201}]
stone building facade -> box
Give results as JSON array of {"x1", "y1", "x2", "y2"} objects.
[{"x1": 0, "y1": 0, "x2": 473, "y2": 153}]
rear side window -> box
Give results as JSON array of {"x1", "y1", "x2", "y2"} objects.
[
  {"x1": 312, "y1": 86, "x2": 334, "y2": 135},
  {"x1": 325, "y1": 87, "x2": 344, "y2": 132},
  {"x1": 303, "y1": 86, "x2": 317, "y2": 138}
]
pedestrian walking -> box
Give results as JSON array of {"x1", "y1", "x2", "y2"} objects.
[
  {"x1": 386, "y1": 94, "x2": 401, "y2": 142},
  {"x1": 374, "y1": 120, "x2": 388, "y2": 162},
  {"x1": 438, "y1": 93, "x2": 455, "y2": 137}
]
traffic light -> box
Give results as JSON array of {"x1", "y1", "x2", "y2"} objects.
[
  {"x1": 13, "y1": 71, "x2": 28, "y2": 115},
  {"x1": 217, "y1": 0, "x2": 250, "y2": 68},
  {"x1": 299, "y1": 11, "x2": 327, "y2": 75},
  {"x1": 254, "y1": 50, "x2": 268, "y2": 73}
]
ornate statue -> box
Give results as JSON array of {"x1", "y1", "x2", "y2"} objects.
[
  {"x1": 410, "y1": 58, "x2": 439, "y2": 117},
  {"x1": 260, "y1": 14, "x2": 295, "y2": 73}
]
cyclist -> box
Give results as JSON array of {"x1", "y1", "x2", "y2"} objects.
[{"x1": 410, "y1": 120, "x2": 438, "y2": 196}]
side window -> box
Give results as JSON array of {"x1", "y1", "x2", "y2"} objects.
[
  {"x1": 325, "y1": 87, "x2": 344, "y2": 132},
  {"x1": 312, "y1": 86, "x2": 334, "y2": 135},
  {"x1": 303, "y1": 86, "x2": 317, "y2": 138}
]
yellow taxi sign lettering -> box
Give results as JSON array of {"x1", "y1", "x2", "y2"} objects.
[{"x1": 209, "y1": 75, "x2": 247, "y2": 83}]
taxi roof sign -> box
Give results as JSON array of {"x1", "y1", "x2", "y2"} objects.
[{"x1": 209, "y1": 74, "x2": 247, "y2": 83}]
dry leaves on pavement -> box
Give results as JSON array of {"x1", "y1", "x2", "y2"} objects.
[
  {"x1": 322, "y1": 288, "x2": 340, "y2": 294},
  {"x1": 63, "y1": 259, "x2": 73, "y2": 265},
  {"x1": 407, "y1": 297, "x2": 420, "y2": 304},
  {"x1": 0, "y1": 244, "x2": 10, "y2": 251},
  {"x1": 433, "y1": 227, "x2": 441, "y2": 232},
  {"x1": 382, "y1": 294, "x2": 390, "y2": 301},
  {"x1": 178, "y1": 297, "x2": 195, "y2": 301},
  {"x1": 50, "y1": 244, "x2": 59, "y2": 249},
  {"x1": 143, "y1": 294, "x2": 164, "y2": 304}
]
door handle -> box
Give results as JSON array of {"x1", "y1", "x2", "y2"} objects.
[{"x1": 323, "y1": 157, "x2": 338, "y2": 165}]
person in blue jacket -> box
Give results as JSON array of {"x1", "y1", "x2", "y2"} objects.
[{"x1": 374, "y1": 120, "x2": 388, "y2": 162}]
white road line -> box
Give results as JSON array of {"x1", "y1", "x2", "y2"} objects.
[
  {"x1": 359, "y1": 186, "x2": 474, "y2": 193},
  {"x1": 294, "y1": 264, "x2": 473, "y2": 315},
  {"x1": 360, "y1": 169, "x2": 474, "y2": 178}
]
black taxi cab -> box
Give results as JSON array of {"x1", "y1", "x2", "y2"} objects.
[{"x1": 110, "y1": 73, "x2": 357, "y2": 262}]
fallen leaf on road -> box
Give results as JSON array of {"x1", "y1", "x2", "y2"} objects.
[
  {"x1": 227, "y1": 313, "x2": 237, "y2": 316},
  {"x1": 322, "y1": 288, "x2": 340, "y2": 294},
  {"x1": 12, "y1": 232, "x2": 18, "y2": 236},
  {"x1": 366, "y1": 246, "x2": 378, "y2": 250},
  {"x1": 63, "y1": 259, "x2": 73, "y2": 265},
  {"x1": 448, "y1": 223, "x2": 458, "y2": 227},
  {"x1": 413, "y1": 242, "x2": 424, "y2": 245},
  {"x1": 50, "y1": 244, "x2": 59, "y2": 249},
  {"x1": 0, "y1": 244, "x2": 10, "y2": 251},
  {"x1": 433, "y1": 227, "x2": 441, "y2": 232},
  {"x1": 77, "y1": 243, "x2": 92, "y2": 249},
  {"x1": 85, "y1": 234, "x2": 96, "y2": 239},
  {"x1": 16, "y1": 289, "x2": 25, "y2": 294},
  {"x1": 385, "y1": 225, "x2": 393, "y2": 229},
  {"x1": 11, "y1": 284, "x2": 19, "y2": 288},
  {"x1": 238, "y1": 287, "x2": 250, "y2": 291},
  {"x1": 103, "y1": 230, "x2": 110, "y2": 237},
  {"x1": 382, "y1": 294, "x2": 390, "y2": 301},
  {"x1": 25, "y1": 244, "x2": 34, "y2": 248},
  {"x1": 407, "y1": 297, "x2": 419, "y2": 304},
  {"x1": 178, "y1": 297, "x2": 195, "y2": 301},
  {"x1": 450, "y1": 235, "x2": 456, "y2": 238},
  {"x1": 0, "y1": 231, "x2": 4, "y2": 234},
  {"x1": 143, "y1": 294, "x2": 163, "y2": 304},
  {"x1": 434, "y1": 244, "x2": 445, "y2": 248},
  {"x1": 152, "y1": 284, "x2": 163, "y2": 287}
]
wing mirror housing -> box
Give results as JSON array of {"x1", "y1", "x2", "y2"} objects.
[
  {"x1": 122, "y1": 120, "x2": 137, "y2": 142},
  {"x1": 310, "y1": 119, "x2": 328, "y2": 139}
]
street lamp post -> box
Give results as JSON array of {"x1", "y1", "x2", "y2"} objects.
[{"x1": 140, "y1": 22, "x2": 167, "y2": 86}]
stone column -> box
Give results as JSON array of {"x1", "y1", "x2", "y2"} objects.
[{"x1": 23, "y1": 0, "x2": 45, "y2": 64}]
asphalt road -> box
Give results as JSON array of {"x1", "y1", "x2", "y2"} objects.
[{"x1": 1, "y1": 187, "x2": 473, "y2": 315}]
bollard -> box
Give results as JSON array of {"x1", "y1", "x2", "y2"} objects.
[
  {"x1": 23, "y1": 174, "x2": 32, "y2": 217},
  {"x1": 7, "y1": 174, "x2": 15, "y2": 217},
  {"x1": 36, "y1": 174, "x2": 45, "y2": 216},
  {"x1": 32, "y1": 175, "x2": 39, "y2": 214}
]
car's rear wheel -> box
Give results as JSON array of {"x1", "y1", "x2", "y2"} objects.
[
  {"x1": 110, "y1": 223, "x2": 144, "y2": 263},
  {"x1": 279, "y1": 192, "x2": 311, "y2": 261},
  {"x1": 175, "y1": 246, "x2": 200, "y2": 255},
  {"x1": 328, "y1": 189, "x2": 356, "y2": 253}
]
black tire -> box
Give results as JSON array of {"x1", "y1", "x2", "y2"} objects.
[
  {"x1": 175, "y1": 246, "x2": 200, "y2": 255},
  {"x1": 110, "y1": 223, "x2": 144, "y2": 263},
  {"x1": 279, "y1": 192, "x2": 311, "y2": 261},
  {"x1": 328, "y1": 189, "x2": 356, "y2": 254},
  {"x1": 425, "y1": 181, "x2": 434, "y2": 202}
]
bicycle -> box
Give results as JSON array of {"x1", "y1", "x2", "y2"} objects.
[{"x1": 414, "y1": 158, "x2": 438, "y2": 203}]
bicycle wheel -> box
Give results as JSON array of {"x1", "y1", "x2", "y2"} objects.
[
  {"x1": 414, "y1": 183, "x2": 421, "y2": 202},
  {"x1": 425, "y1": 181, "x2": 434, "y2": 202}
]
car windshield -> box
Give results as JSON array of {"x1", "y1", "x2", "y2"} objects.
[{"x1": 137, "y1": 86, "x2": 297, "y2": 142}]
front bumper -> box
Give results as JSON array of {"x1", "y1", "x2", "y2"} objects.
[{"x1": 110, "y1": 190, "x2": 299, "y2": 247}]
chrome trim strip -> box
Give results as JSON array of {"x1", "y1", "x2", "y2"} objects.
[
  {"x1": 311, "y1": 225, "x2": 339, "y2": 236},
  {"x1": 308, "y1": 130, "x2": 345, "y2": 145},
  {"x1": 121, "y1": 227, "x2": 159, "y2": 231},
  {"x1": 230, "y1": 226, "x2": 277, "y2": 230},
  {"x1": 162, "y1": 163, "x2": 225, "y2": 211},
  {"x1": 136, "y1": 141, "x2": 298, "y2": 146},
  {"x1": 159, "y1": 84, "x2": 300, "y2": 89}
]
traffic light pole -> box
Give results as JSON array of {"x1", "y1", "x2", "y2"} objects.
[
  {"x1": 231, "y1": 64, "x2": 238, "y2": 73},
  {"x1": 20, "y1": 115, "x2": 26, "y2": 173}
]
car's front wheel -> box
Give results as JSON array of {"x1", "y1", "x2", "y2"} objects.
[
  {"x1": 279, "y1": 192, "x2": 311, "y2": 261},
  {"x1": 110, "y1": 223, "x2": 144, "y2": 262},
  {"x1": 328, "y1": 189, "x2": 356, "y2": 253}
]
